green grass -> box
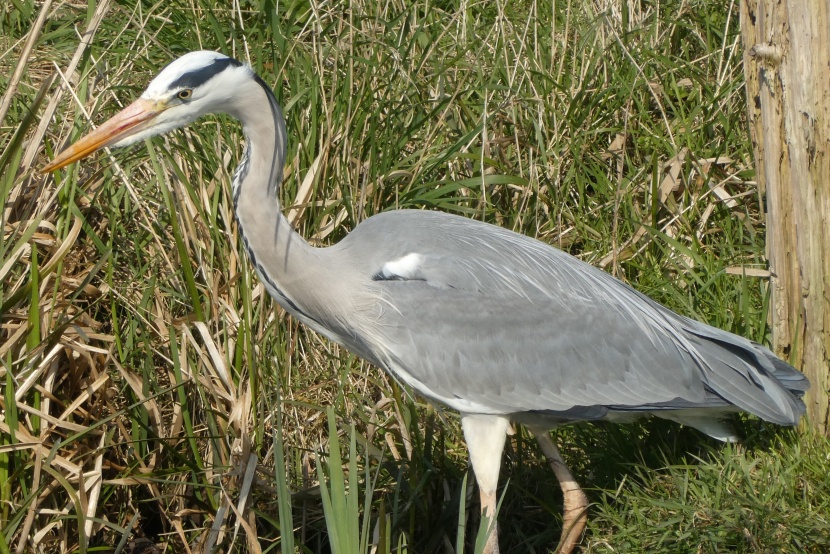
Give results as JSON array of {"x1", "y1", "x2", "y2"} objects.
[{"x1": 1, "y1": 0, "x2": 828, "y2": 552}]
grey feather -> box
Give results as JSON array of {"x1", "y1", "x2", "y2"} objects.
[{"x1": 329, "y1": 210, "x2": 807, "y2": 434}]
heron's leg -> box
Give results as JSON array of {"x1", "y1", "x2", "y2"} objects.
[
  {"x1": 531, "y1": 429, "x2": 588, "y2": 554},
  {"x1": 461, "y1": 414, "x2": 510, "y2": 554}
]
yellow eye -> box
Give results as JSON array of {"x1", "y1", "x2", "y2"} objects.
[{"x1": 177, "y1": 89, "x2": 193, "y2": 100}]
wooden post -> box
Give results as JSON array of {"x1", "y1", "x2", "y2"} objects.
[{"x1": 740, "y1": 0, "x2": 830, "y2": 433}]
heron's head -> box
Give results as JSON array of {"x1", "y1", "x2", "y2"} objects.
[{"x1": 43, "y1": 51, "x2": 253, "y2": 172}]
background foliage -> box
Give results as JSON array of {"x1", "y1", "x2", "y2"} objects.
[{"x1": 1, "y1": 0, "x2": 828, "y2": 552}]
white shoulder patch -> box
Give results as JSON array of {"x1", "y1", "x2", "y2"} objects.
[{"x1": 379, "y1": 253, "x2": 425, "y2": 280}]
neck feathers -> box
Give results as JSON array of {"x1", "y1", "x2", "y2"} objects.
[
  {"x1": 227, "y1": 68, "x2": 375, "y2": 359},
  {"x1": 230, "y1": 72, "x2": 325, "y2": 327},
  {"x1": 231, "y1": 74, "x2": 286, "y2": 204}
]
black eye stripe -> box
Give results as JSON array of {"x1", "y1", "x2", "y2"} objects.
[{"x1": 169, "y1": 57, "x2": 243, "y2": 90}]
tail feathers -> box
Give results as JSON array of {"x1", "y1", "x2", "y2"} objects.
[
  {"x1": 761, "y1": 347, "x2": 810, "y2": 394},
  {"x1": 683, "y1": 327, "x2": 808, "y2": 426}
]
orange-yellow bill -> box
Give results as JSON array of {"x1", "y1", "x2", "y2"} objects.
[{"x1": 42, "y1": 98, "x2": 162, "y2": 173}]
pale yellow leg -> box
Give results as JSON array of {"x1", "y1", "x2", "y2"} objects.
[
  {"x1": 532, "y1": 429, "x2": 589, "y2": 554},
  {"x1": 462, "y1": 414, "x2": 509, "y2": 554}
]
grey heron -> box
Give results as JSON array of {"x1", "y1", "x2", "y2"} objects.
[{"x1": 43, "y1": 51, "x2": 809, "y2": 554}]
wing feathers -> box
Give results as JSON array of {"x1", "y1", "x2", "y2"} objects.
[{"x1": 342, "y1": 211, "x2": 808, "y2": 434}]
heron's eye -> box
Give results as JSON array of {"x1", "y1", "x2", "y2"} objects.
[{"x1": 177, "y1": 89, "x2": 193, "y2": 100}]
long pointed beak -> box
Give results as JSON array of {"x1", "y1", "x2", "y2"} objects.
[{"x1": 42, "y1": 98, "x2": 163, "y2": 173}]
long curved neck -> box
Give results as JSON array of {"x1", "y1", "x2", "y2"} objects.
[
  {"x1": 231, "y1": 76, "x2": 323, "y2": 323},
  {"x1": 228, "y1": 74, "x2": 384, "y2": 362}
]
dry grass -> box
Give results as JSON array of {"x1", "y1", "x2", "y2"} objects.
[{"x1": 2, "y1": 0, "x2": 828, "y2": 552}]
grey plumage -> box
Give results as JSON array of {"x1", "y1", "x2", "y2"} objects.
[
  {"x1": 44, "y1": 51, "x2": 809, "y2": 554},
  {"x1": 332, "y1": 210, "x2": 806, "y2": 432}
]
